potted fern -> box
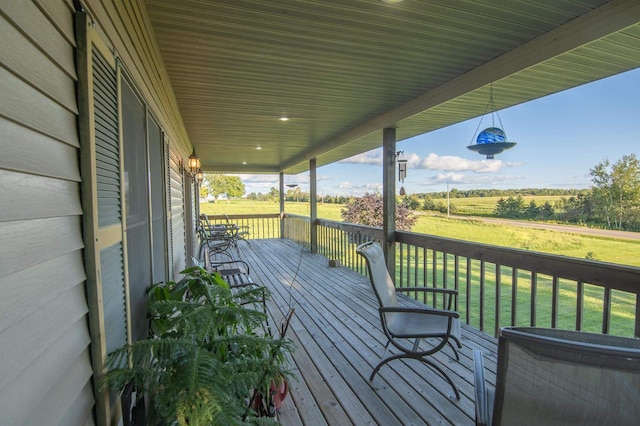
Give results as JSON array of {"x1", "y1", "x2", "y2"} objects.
[{"x1": 103, "y1": 266, "x2": 294, "y2": 425}]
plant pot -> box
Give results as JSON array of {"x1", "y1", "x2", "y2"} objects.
[
  {"x1": 249, "y1": 378, "x2": 289, "y2": 417},
  {"x1": 271, "y1": 378, "x2": 289, "y2": 411}
]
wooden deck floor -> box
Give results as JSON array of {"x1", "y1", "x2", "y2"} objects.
[{"x1": 237, "y1": 238, "x2": 498, "y2": 426}]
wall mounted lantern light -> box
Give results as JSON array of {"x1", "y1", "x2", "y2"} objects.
[
  {"x1": 186, "y1": 148, "x2": 204, "y2": 184},
  {"x1": 188, "y1": 148, "x2": 201, "y2": 175}
]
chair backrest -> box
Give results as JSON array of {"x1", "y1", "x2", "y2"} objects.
[
  {"x1": 200, "y1": 214, "x2": 212, "y2": 227},
  {"x1": 356, "y1": 242, "x2": 397, "y2": 308},
  {"x1": 494, "y1": 327, "x2": 640, "y2": 425}
]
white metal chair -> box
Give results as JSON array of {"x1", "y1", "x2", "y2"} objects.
[{"x1": 356, "y1": 241, "x2": 462, "y2": 399}]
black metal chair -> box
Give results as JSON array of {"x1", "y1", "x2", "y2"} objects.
[
  {"x1": 473, "y1": 327, "x2": 640, "y2": 426},
  {"x1": 356, "y1": 241, "x2": 462, "y2": 399},
  {"x1": 199, "y1": 214, "x2": 250, "y2": 252},
  {"x1": 195, "y1": 219, "x2": 233, "y2": 262}
]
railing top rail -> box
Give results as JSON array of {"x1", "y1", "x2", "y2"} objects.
[
  {"x1": 316, "y1": 218, "x2": 383, "y2": 238},
  {"x1": 283, "y1": 213, "x2": 311, "y2": 223},
  {"x1": 396, "y1": 230, "x2": 640, "y2": 293},
  {"x1": 312, "y1": 217, "x2": 640, "y2": 294},
  {"x1": 203, "y1": 213, "x2": 280, "y2": 220}
]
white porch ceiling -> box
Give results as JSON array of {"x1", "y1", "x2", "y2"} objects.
[{"x1": 144, "y1": 0, "x2": 640, "y2": 174}]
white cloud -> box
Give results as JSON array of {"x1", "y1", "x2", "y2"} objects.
[
  {"x1": 340, "y1": 149, "x2": 422, "y2": 170},
  {"x1": 235, "y1": 174, "x2": 279, "y2": 184},
  {"x1": 341, "y1": 151, "x2": 520, "y2": 174},
  {"x1": 418, "y1": 153, "x2": 521, "y2": 173},
  {"x1": 336, "y1": 181, "x2": 382, "y2": 196},
  {"x1": 340, "y1": 149, "x2": 382, "y2": 165},
  {"x1": 421, "y1": 173, "x2": 524, "y2": 186}
]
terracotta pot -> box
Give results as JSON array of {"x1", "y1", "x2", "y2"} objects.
[{"x1": 271, "y1": 378, "x2": 289, "y2": 411}]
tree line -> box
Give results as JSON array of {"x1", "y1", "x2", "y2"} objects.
[{"x1": 204, "y1": 154, "x2": 639, "y2": 231}]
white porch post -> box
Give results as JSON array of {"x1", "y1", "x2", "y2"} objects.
[
  {"x1": 279, "y1": 171, "x2": 285, "y2": 238},
  {"x1": 310, "y1": 158, "x2": 318, "y2": 253}
]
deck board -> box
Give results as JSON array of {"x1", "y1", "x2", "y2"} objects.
[{"x1": 236, "y1": 238, "x2": 498, "y2": 425}]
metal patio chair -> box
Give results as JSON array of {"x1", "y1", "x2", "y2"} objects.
[
  {"x1": 473, "y1": 327, "x2": 640, "y2": 426},
  {"x1": 356, "y1": 241, "x2": 463, "y2": 399},
  {"x1": 200, "y1": 214, "x2": 250, "y2": 251},
  {"x1": 196, "y1": 219, "x2": 234, "y2": 262}
]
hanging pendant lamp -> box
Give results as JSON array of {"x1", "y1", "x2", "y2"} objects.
[{"x1": 467, "y1": 84, "x2": 517, "y2": 159}]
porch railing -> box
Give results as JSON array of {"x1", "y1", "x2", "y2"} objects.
[
  {"x1": 309, "y1": 217, "x2": 640, "y2": 339},
  {"x1": 282, "y1": 213, "x2": 310, "y2": 247},
  {"x1": 202, "y1": 214, "x2": 281, "y2": 239},
  {"x1": 204, "y1": 213, "x2": 640, "y2": 338}
]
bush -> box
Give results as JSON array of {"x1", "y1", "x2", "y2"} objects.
[{"x1": 341, "y1": 193, "x2": 416, "y2": 231}]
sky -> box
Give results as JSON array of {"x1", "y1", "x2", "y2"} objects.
[{"x1": 236, "y1": 67, "x2": 640, "y2": 197}]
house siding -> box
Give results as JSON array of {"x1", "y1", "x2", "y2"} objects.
[
  {"x1": 0, "y1": 0, "x2": 190, "y2": 425},
  {"x1": 0, "y1": 1, "x2": 94, "y2": 425}
]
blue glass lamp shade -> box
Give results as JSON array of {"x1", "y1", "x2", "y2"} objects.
[
  {"x1": 477, "y1": 127, "x2": 506, "y2": 144},
  {"x1": 468, "y1": 127, "x2": 516, "y2": 159}
]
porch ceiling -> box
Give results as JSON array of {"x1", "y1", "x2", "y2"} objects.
[{"x1": 144, "y1": 0, "x2": 640, "y2": 174}]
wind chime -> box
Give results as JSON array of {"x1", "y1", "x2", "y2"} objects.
[{"x1": 396, "y1": 151, "x2": 407, "y2": 196}]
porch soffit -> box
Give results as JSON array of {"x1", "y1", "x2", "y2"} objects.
[{"x1": 143, "y1": 0, "x2": 640, "y2": 175}]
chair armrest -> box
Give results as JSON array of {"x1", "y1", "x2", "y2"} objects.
[
  {"x1": 379, "y1": 306, "x2": 459, "y2": 319},
  {"x1": 210, "y1": 259, "x2": 250, "y2": 275},
  {"x1": 395, "y1": 287, "x2": 458, "y2": 310},
  {"x1": 473, "y1": 349, "x2": 491, "y2": 426}
]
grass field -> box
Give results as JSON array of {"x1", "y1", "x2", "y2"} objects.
[
  {"x1": 445, "y1": 195, "x2": 567, "y2": 215},
  {"x1": 202, "y1": 199, "x2": 640, "y2": 267}
]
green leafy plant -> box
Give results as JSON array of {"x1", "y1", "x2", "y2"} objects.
[{"x1": 103, "y1": 266, "x2": 294, "y2": 425}]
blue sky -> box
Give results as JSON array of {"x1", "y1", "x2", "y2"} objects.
[{"x1": 239, "y1": 67, "x2": 640, "y2": 196}]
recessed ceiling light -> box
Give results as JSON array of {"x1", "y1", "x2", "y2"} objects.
[
  {"x1": 242, "y1": 161, "x2": 247, "y2": 165},
  {"x1": 256, "y1": 146, "x2": 262, "y2": 150},
  {"x1": 279, "y1": 116, "x2": 289, "y2": 121}
]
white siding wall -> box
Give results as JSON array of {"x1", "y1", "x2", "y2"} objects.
[
  {"x1": 0, "y1": 1, "x2": 95, "y2": 425},
  {"x1": 0, "y1": 0, "x2": 191, "y2": 423}
]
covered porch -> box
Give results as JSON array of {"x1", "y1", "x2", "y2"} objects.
[
  {"x1": 238, "y1": 238, "x2": 496, "y2": 425},
  {"x1": 3, "y1": 1, "x2": 640, "y2": 425}
]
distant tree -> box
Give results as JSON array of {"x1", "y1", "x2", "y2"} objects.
[
  {"x1": 268, "y1": 187, "x2": 280, "y2": 199},
  {"x1": 422, "y1": 197, "x2": 437, "y2": 211},
  {"x1": 590, "y1": 154, "x2": 640, "y2": 229},
  {"x1": 400, "y1": 194, "x2": 422, "y2": 210},
  {"x1": 556, "y1": 193, "x2": 594, "y2": 224},
  {"x1": 494, "y1": 196, "x2": 526, "y2": 218},
  {"x1": 204, "y1": 175, "x2": 245, "y2": 198},
  {"x1": 524, "y1": 200, "x2": 540, "y2": 219},
  {"x1": 540, "y1": 201, "x2": 554, "y2": 218},
  {"x1": 341, "y1": 193, "x2": 416, "y2": 231}
]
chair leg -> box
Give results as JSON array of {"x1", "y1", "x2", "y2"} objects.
[
  {"x1": 422, "y1": 358, "x2": 460, "y2": 400},
  {"x1": 447, "y1": 341, "x2": 460, "y2": 361},
  {"x1": 370, "y1": 353, "x2": 460, "y2": 400},
  {"x1": 381, "y1": 340, "x2": 391, "y2": 359},
  {"x1": 370, "y1": 353, "x2": 406, "y2": 381}
]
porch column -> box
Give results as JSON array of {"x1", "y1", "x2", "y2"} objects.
[
  {"x1": 279, "y1": 171, "x2": 285, "y2": 238},
  {"x1": 382, "y1": 127, "x2": 396, "y2": 275},
  {"x1": 310, "y1": 158, "x2": 317, "y2": 253}
]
